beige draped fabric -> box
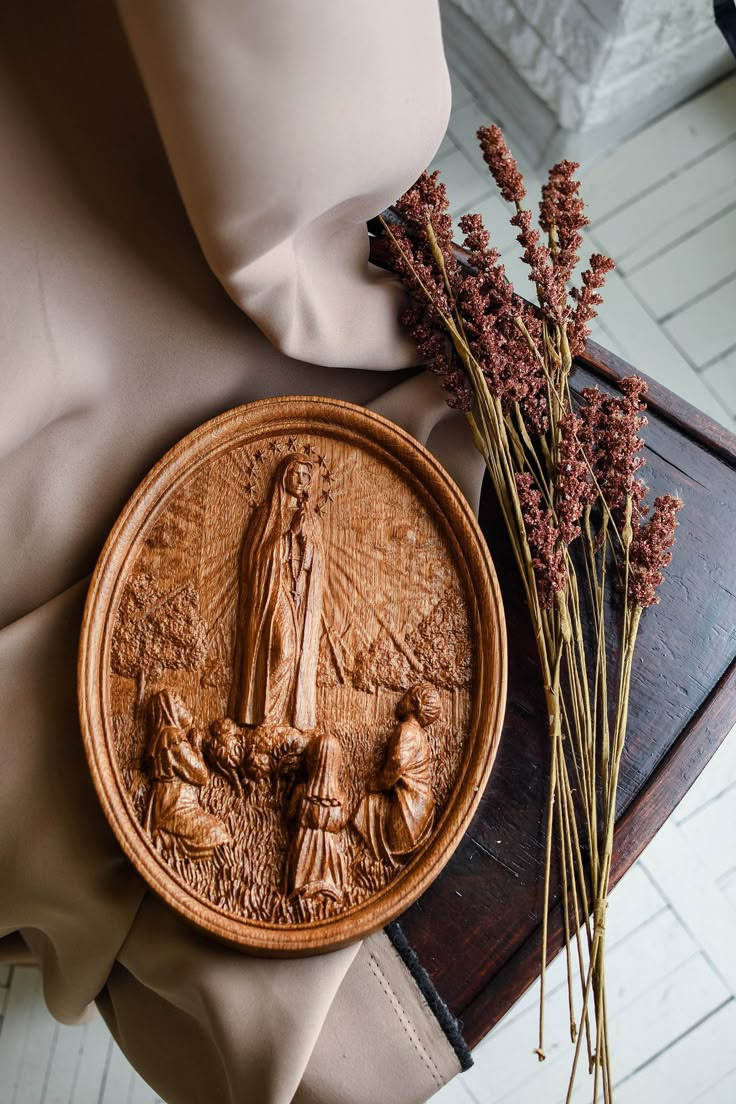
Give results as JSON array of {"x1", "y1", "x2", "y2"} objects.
[{"x1": 0, "y1": 1, "x2": 484, "y2": 1100}]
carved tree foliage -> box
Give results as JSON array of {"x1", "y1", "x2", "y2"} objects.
[
  {"x1": 407, "y1": 587, "x2": 472, "y2": 691},
  {"x1": 111, "y1": 572, "x2": 209, "y2": 701},
  {"x1": 351, "y1": 633, "x2": 415, "y2": 693},
  {"x1": 350, "y1": 587, "x2": 471, "y2": 695}
]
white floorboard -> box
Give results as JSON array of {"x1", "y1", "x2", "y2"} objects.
[
  {"x1": 448, "y1": 66, "x2": 475, "y2": 112},
  {"x1": 676, "y1": 784, "x2": 736, "y2": 882},
  {"x1": 702, "y1": 351, "x2": 736, "y2": 416},
  {"x1": 566, "y1": 956, "x2": 728, "y2": 1103},
  {"x1": 72, "y1": 1018, "x2": 116, "y2": 1104},
  {"x1": 0, "y1": 968, "x2": 161, "y2": 1104},
  {"x1": 614, "y1": 1000, "x2": 736, "y2": 1104},
  {"x1": 434, "y1": 130, "x2": 459, "y2": 163},
  {"x1": 693, "y1": 1065, "x2": 736, "y2": 1103},
  {"x1": 493, "y1": 865, "x2": 667, "y2": 1034},
  {"x1": 0, "y1": 968, "x2": 57, "y2": 1104},
  {"x1": 640, "y1": 819, "x2": 736, "y2": 996},
  {"x1": 0, "y1": 967, "x2": 42, "y2": 1103},
  {"x1": 432, "y1": 1075, "x2": 478, "y2": 1103},
  {"x1": 574, "y1": 251, "x2": 733, "y2": 427},
  {"x1": 447, "y1": 100, "x2": 542, "y2": 195},
  {"x1": 578, "y1": 76, "x2": 736, "y2": 221},
  {"x1": 0, "y1": 970, "x2": 11, "y2": 1023},
  {"x1": 627, "y1": 205, "x2": 736, "y2": 320},
  {"x1": 467, "y1": 953, "x2": 728, "y2": 1104},
  {"x1": 664, "y1": 275, "x2": 736, "y2": 368},
  {"x1": 461, "y1": 910, "x2": 716, "y2": 1101},
  {"x1": 43, "y1": 1024, "x2": 86, "y2": 1104},
  {"x1": 673, "y1": 722, "x2": 736, "y2": 822},
  {"x1": 593, "y1": 138, "x2": 736, "y2": 275},
  {"x1": 451, "y1": 190, "x2": 521, "y2": 253},
  {"x1": 718, "y1": 866, "x2": 736, "y2": 913}
]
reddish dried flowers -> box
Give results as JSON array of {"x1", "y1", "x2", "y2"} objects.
[
  {"x1": 393, "y1": 170, "x2": 454, "y2": 249},
  {"x1": 399, "y1": 297, "x2": 473, "y2": 411},
  {"x1": 516, "y1": 473, "x2": 567, "y2": 608},
  {"x1": 383, "y1": 127, "x2": 680, "y2": 615},
  {"x1": 629, "y1": 495, "x2": 683, "y2": 607},
  {"x1": 578, "y1": 377, "x2": 648, "y2": 519},
  {"x1": 539, "y1": 160, "x2": 589, "y2": 286},
  {"x1": 382, "y1": 125, "x2": 683, "y2": 1100},
  {"x1": 478, "y1": 125, "x2": 526, "y2": 204},
  {"x1": 386, "y1": 172, "x2": 473, "y2": 409},
  {"x1": 556, "y1": 413, "x2": 596, "y2": 545},
  {"x1": 569, "y1": 254, "x2": 616, "y2": 357},
  {"x1": 455, "y1": 212, "x2": 549, "y2": 433},
  {"x1": 384, "y1": 125, "x2": 615, "y2": 427},
  {"x1": 478, "y1": 131, "x2": 599, "y2": 326},
  {"x1": 388, "y1": 171, "x2": 455, "y2": 314},
  {"x1": 510, "y1": 207, "x2": 566, "y2": 322}
]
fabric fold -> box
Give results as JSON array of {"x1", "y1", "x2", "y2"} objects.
[
  {"x1": 117, "y1": 0, "x2": 452, "y2": 369},
  {"x1": 100, "y1": 895, "x2": 360, "y2": 1104},
  {"x1": 0, "y1": 582, "x2": 145, "y2": 1025},
  {"x1": 0, "y1": 0, "x2": 481, "y2": 1099}
]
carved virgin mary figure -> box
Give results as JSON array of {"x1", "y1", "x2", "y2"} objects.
[{"x1": 229, "y1": 453, "x2": 324, "y2": 732}]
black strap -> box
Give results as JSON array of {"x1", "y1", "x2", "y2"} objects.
[
  {"x1": 384, "y1": 920, "x2": 474, "y2": 1072},
  {"x1": 715, "y1": 0, "x2": 736, "y2": 56}
]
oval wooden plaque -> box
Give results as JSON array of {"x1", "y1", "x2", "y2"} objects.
[{"x1": 80, "y1": 396, "x2": 507, "y2": 954}]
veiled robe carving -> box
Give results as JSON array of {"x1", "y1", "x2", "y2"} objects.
[
  {"x1": 286, "y1": 732, "x2": 347, "y2": 901},
  {"x1": 229, "y1": 455, "x2": 324, "y2": 731},
  {"x1": 144, "y1": 691, "x2": 230, "y2": 860}
]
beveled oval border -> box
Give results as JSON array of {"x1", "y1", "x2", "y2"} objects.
[{"x1": 79, "y1": 396, "x2": 507, "y2": 955}]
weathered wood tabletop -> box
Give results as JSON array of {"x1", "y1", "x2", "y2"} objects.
[{"x1": 396, "y1": 341, "x2": 736, "y2": 1048}]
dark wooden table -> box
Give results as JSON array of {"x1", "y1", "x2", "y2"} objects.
[{"x1": 397, "y1": 341, "x2": 736, "y2": 1048}]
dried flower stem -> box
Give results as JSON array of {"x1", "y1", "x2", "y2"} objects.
[{"x1": 382, "y1": 139, "x2": 681, "y2": 1101}]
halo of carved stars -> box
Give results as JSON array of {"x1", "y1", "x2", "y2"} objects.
[{"x1": 246, "y1": 439, "x2": 333, "y2": 514}]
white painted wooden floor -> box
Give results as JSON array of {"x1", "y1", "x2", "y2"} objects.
[
  {"x1": 0, "y1": 966, "x2": 162, "y2": 1104},
  {"x1": 2, "y1": 70, "x2": 735, "y2": 1104}
]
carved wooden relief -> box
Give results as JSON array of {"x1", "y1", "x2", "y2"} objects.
[{"x1": 80, "y1": 397, "x2": 507, "y2": 953}]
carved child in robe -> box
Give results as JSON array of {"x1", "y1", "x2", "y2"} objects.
[
  {"x1": 229, "y1": 453, "x2": 324, "y2": 733},
  {"x1": 143, "y1": 690, "x2": 230, "y2": 861},
  {"x1": 353, "y1": 683, "x2": 440, "y2": 867},
  {"x1": 285, "y1": 732, "x2": 347, "y2": 906}
]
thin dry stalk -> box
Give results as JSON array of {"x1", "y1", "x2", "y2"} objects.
[{"x1": 381, "y1": 140, "x2": 682, "y2": 1101}]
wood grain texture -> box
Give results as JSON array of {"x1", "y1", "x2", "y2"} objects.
[
  {"x1": 393, "y1": 342, "x2": 736, "y2": 1046},
  {"x1": 79, "y1": 396, "x2": 507, "y2": 955}
]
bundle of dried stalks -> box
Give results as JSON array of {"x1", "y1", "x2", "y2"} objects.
[{"x1": 381, "y1": 130, "x2": 682, "y2": 1102}]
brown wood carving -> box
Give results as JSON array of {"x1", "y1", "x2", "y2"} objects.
[{"x1": 79, "y1": 396, "x2": 507, "y2": 954}]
